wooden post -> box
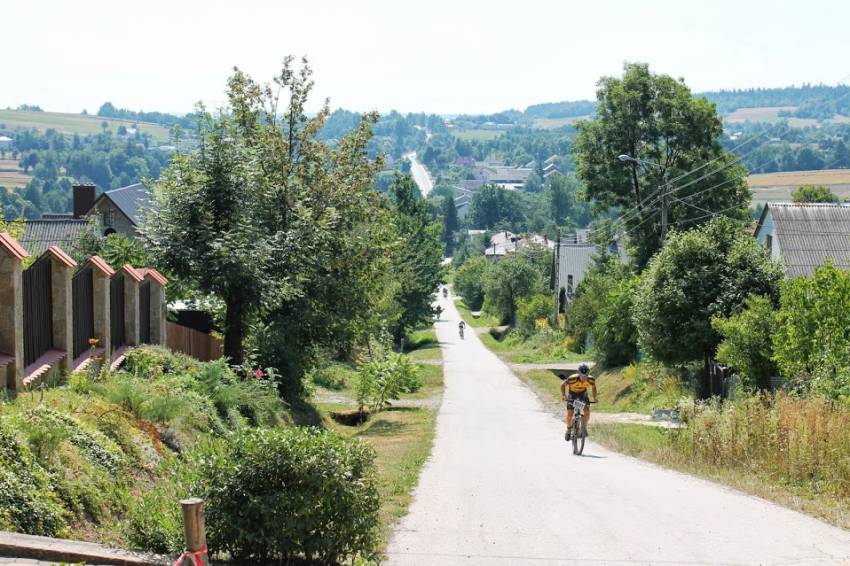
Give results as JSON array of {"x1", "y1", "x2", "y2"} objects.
[{"x1": 180, "y1": 498, "x2": 208, "y2": 566}]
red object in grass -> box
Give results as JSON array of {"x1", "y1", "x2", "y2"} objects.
[{"x1": 254, "y1": 369, "x2": 264, "y2": 378}]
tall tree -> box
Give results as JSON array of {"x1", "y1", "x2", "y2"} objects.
[
  {"x1": 146, "y1": 58, "x2": 384, "y2": 373},
  {"x1": 386, "y1": 174, "x2": 444, "y2": 342},
  {"x1": 574, "y1": 63, "x2": 750, "y2": 267},
  {"x1": 441, "y1": 194, "x2": 459, "y2": 255},
  {"x1": 632, "y1": 217, "x2": 782, "y2": 396},
  {"x1": 791, "y1": 184, "x2": 839, "y2": 203}
]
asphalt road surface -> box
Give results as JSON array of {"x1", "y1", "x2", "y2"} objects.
[
  {"x1": 404, "y1": 151, "x2": 434, "y2": 197},
  {"x1": 385, "y1": 292, "x2": 850, "y2": 565}
]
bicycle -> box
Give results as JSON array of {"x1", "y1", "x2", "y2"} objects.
[
  {"x1": 567, "y1": 398, "x2": 596, "y2": 455},
  {"x1": 458, "y1": 325, "x2": 465, "y2": 339}
]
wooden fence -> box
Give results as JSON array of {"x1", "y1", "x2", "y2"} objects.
[
  {"x1": 139, "y1": 281, "x2": 151, "y2": 344},
  {"x1": 72, "y1": 265, "x2": 94, "y2": 359},
  {"x1": 110, "y1": 276, "x2": 125, "y2": 352},
  {"x1": 166, "y1": 322, "x2": 222, "y2": 362}
]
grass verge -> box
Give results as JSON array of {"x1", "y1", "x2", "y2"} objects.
[
  {"x1": 455, "y1": 300, "x2": 499, "y2": 329},
  {"x1": 592, "y1": 422, "x2": 850, "y2": 530}
]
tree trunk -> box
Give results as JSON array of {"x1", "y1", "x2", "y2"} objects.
[{"x1": 223, "y1": 293, "x2": 245, "y2": 366}]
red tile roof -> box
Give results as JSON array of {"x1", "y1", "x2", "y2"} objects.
[
  {"x1": 0, "y1": 232, "x2": 29, "y2": 261},
  {"x1": 138, "y1": 268, "x2": 168, "y2": 286},
  {"x1": 117, "y1": 264, "x2": 144, "y2": 283},
  {"x1": 86, "y1": 255, "x2": 116, "y2": 277},
  {"x1": 45, "y1": 245, "x2": 77, "y2": 268}
]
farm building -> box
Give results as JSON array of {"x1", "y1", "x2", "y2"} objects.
[{"x1": 753, "y1": 202, "x2": 850, "y2": 276}]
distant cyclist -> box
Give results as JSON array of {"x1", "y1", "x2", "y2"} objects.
[
  {"x1": 561, "y1": 363, "x2": 597, "y2": 441},
  {"x1": 458, "y1": 320, "x2": 465, "y2": 339},
  {"x1": 442, "y1": 287, "x2": 448, "y2": 298}
]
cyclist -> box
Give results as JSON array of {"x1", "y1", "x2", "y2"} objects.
[
  {"x1": 442, "y1": 287, "x2": 448, "y2": 298},
  {"x1": 458, "y1": 320, "x2": 465, "y2": 339},
  {"x1": 561, "y1": 363, "x2": 597, "y2": 441}
]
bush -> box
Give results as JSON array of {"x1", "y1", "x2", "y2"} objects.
[
  {"x1": 453, "y1": 256, "x2": 490, "y2": 310},
  {"x1": 201, "y1": 428, "x2": 380, "y2": 564},
  {"x1": 515, "y1": 294, "x2": 552, "y2": 337},
  {"x1": 356, "y1": 352, "x2": 422, "y2": 413},
  {"x1": 712, "y1": 294, "x2": 778, "y2": 391}
]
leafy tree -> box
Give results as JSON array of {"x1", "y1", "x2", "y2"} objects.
[
  {"x1": 483, "y1": 254, "x2": 540, "y2": 324},
  {"x1": 791, "y1": 184, "x2": 839, "y2": 203},
  {"x1": 632, "y1": 217, "x2": 782, "y2": 395},
  {"x1": 712, "y1": 294, "x2": 778, "y2": 391},
  {"x1": 441, "y1": 193, "x2": 459, "y2": 254},
  {"x1": 453, "y1": 256, "x2": 490, "y2": 310},
  {"x1": 773, "y1": 261, "x2": 850, "y2": 399},
  {"x1": 385, "y1": 174, "x2": 444, "y2": 341},
  {"x1": 593, "y1": 274, "x2": 640, "y2": 367},
  {"x1": 467, "y1": 185, "x2": 525, "y2": 230},
  {"x1": 574, "y1": 63, "x2": 750, "y2": 267},
  {"x1": 147, "y1": 58, "x2": 384, "y2": 375}
]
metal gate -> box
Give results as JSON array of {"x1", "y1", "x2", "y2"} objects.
[
  {"x1": 23, "y1": 256, "x2": 53, "y2": 366},
  {"x1": 72, "y1": 265, "x2": 94, "y2": 359},
  {"x1": 110, "y1": 276, "x2": 125, "y2": 351},
  {"x1": 139, "y1": 281, "x2": 150, "y2": 344}
]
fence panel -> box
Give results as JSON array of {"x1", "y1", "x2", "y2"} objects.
[
  {"x1": 72, "y1": 266, "x2": 94, "y2": 359},
  {"x1": 110, "y1": 276, "x2": 125, "y2": 351},
  {"x1": 23, "y1": 257, "x2": 53, "y2": 366},
  {"x1": 139, "y1": 281, "x2": 151, "y2": 344},
  {"x1": 166, "y1": 322, "x2": 222, "y2": 362}
]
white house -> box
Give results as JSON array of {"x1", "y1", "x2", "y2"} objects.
[{"x1": 753, "y1": 202, "x2": 850, "y2": 277}]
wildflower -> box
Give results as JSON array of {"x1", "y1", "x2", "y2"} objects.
[
  {"x1": 254, "y1": 369, "x2": 264, "y2": 378},
  {"x1": 88, "y1": 338, "x2": 99, "y2": 347}
]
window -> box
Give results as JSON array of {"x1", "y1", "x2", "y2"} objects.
[
  {"x1": 765, "y1": 234, "x2": 773, "y2": 253},
  {"x1": 103, "y1": 207, "x2": 114, "y2": 227},
  {"x1": 567, "y1": 275, "x2": 574, "y2": 297}
]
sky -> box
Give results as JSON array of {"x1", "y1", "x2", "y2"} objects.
[{"x1": 3, "y1": 0, "x2": 849, "y2": 116}]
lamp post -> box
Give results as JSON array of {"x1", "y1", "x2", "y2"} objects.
[{"x1": 618, "y1": 154, "x2": 670, "y2": 243}]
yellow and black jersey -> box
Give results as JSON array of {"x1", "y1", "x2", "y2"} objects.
[{"x1": 565, "y1": 373, "x2": 595, "y2": 394}]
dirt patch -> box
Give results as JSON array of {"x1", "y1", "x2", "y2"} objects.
[{"x1": 331, "y1": 409, "x2": 370, "y2": 426}]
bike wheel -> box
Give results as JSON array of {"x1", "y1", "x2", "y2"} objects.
[{"x1": 573, "y1": 417, "x2": 585, "y2": 455}]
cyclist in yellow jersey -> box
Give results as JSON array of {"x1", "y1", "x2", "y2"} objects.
[{"x1": 560, "y1": 363, "x2": 597, "y2": 441}]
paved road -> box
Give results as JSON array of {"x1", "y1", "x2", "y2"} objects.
[
  {"x1": 404, "y1": 151, "x2": 434, "y2": 197},
  {"x1": 385, "y1": 293, "x2": 850, "y2": 565}
]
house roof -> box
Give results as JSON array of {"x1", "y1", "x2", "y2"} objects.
[
  {"x1": 22, "y1": 219, "x2": 88, "y2": 256},
  {"x1": 759, "y1": 202, "x2": 850, "y2": 277},
  {"x1": 92, "y1": 183, "x2": 150, "y2": 226},
  {"x1": 0, "y1": 232, "x2": 29, "y2": 260}
]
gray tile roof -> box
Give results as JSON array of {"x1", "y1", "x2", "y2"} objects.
[
  {"x1": 99, "y1": 183, "x2": 150, "y2": 226},
  {"x1": 768, "y1": 203, "x2": 850, "y2": 277},
  {"x1": 22, "y1": 219, "x2": 88, "y2": 256}
]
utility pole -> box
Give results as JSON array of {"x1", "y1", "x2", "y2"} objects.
[
  {"x1": 552, "y1": 230, "x2": 560, "y2": 326},
  {"x1": 660, "y1": 169, "x2": 669, "y2": 244}
]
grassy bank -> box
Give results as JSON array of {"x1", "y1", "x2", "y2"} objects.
[
  {"x1": 312, "y1": 331, "x2": 444, "y2": 549},
  {"x1": 592, "y1": 395, "x2": 850, "y2": 530},
  {"x1": 455, "y1": 300, "x2": 499, "y2": 329}
]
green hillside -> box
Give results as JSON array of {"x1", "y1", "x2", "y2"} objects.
[{"x1": 0, "y1": 109, "x2": 170, "y2": 141}]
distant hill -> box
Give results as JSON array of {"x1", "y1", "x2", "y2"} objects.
[{"x1": 0, "y1": 109, "x2": 170, "y2": 141}]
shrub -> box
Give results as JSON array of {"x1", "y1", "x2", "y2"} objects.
[
  {"x1": 454, "y1": 256, "x2": 490, "y2": 310},
  {"x1": 515, "y1": 294, "x2": 552, "y2": 337},
  {"x1": 356, "y1": 352, "x2": 422, "y2": 413},
  {"x1": 712, "y1": 294, "x2": 778, "y2": 391},
  {"x1": 201, "y1": 428, "x2": 380, "y2": 564}
]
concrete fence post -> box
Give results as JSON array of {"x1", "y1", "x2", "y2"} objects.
[
  {"x1": 179, "y1": 498, "x2": 208, "y2": 566},
  {"x1": 118, "y1": 265, "x2": 143, "y2": 347},
  {"x1": 46, "y1": 246, "x2": 77, "y2": 376},
  {"x1": 139, "y1": 268, "x2": 168, "y2": 346},
  {"x1": 0, "y1": 233, "x2": 28, "y2": 391},
  {"x1": 87, "y1": 256, "x2": 115, "y2": 358}
]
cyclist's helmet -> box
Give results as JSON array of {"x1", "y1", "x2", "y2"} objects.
[{"x1": 578, "y1": 363, "x2": 589, "y2": 377}]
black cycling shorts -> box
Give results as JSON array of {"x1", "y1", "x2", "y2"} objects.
[{"x1": 567, "y1": 390, "x2": 589, "y2": 408}]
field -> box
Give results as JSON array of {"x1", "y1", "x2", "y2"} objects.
[
  {"x1": 0, "y1": 109, "x2": 170, "y2": 140},
  {"x1": 0, "y1": 158, "x2": 31, "y2": 189},
  {"x1": 450, "y1": 128, "x2": 504, "y2": 141},
  {"x1": 724, "y1": 106, "x2": 850, "y2": 128},
  {"x1": 748, "y1": 169, "x2": 850, "y2": 202},
  {"x1": 532, "y1": 115, "x2": 589, "y2": 129}
]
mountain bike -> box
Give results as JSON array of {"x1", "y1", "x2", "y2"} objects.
[{"x1": 568, "y1": 398, "x2": 596, "y2": 455}]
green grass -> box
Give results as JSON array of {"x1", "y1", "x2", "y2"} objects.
[
  {"x1": 592, "y1": 422, "x2": 850, "y2": 531},
  {"x1": 479, "y1": 331, "x2": 586, "y2": 364},
  {"x1": 532, "y1": 116, "x2": 589, "y2": 129},
  {"x1": 0, "y1": 110, "x2": 170, "y2": 141},
  {"x1": 403, "y1": 328, "x2": 441, "y2": 363},
  {"x1": 455, "y1": 300, "x2": 499, "y2": 329},
  {"x1": 450, "y1": 128, "x2": 504, "y2": 141}
]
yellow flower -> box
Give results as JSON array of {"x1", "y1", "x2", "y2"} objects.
[{"x1": 88, "y1": 338, "x2": 100, "y2": 347}]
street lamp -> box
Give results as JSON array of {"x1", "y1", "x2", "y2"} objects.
[{"x1": 618, "y1": 153, "x2": 670, "y2": 243}]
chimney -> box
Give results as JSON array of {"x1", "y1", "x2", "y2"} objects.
[{"x1": 73, "y1": 184, "x2": 96, "y2": 219}]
